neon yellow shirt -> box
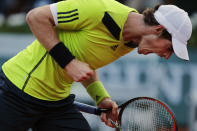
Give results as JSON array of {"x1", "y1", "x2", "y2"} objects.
[{"x1": 2, "y1": 0, "x2": 138, "y2": 101}]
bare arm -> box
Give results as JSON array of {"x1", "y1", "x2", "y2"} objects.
[
  {"x1": 26, "y1": 5, "x2": 93, "y2": 82},
  {"x1": 26, "y1": 5, "x2": 59, "y2": 51}
]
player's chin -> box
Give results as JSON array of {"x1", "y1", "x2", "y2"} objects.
[{"x1": 138, "y1": 50, "x2": 151, "y2": 55}]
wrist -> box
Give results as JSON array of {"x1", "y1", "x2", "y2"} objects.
[
  {"x1": 86, "y1": 81, "x2": 110, "y2": 105},
  {"x1": 64, "y1": 59, "x2": 75, "y2": 70},
  {"x1": 97, "y1": 97, "x2": 111, "y2": 106},
  {"x1": 49, "y1": 42, "x2": 75, "y2": 68}
]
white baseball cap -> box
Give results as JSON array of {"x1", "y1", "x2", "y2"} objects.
[{"x1": 154, "y1": 5, "x2": 192, "y2": 60}]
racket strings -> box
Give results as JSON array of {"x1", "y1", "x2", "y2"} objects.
[{"x1": 120, "y1": 99, "x2": 175, "y2": 131}]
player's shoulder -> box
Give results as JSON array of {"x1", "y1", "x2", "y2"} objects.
[{"x1": 56, "y1": 0, "x2": 105, "y2": 16}]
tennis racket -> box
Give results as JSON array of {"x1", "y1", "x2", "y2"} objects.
[{"x1": 74, "y1": 97, "x2": 178, "y2": 131}]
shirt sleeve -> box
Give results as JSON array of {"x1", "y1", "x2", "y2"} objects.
[
  {"x1": 50, "y1": 3, "x2": 58, "y2": 26},
  {"x1": 49, "y1": 0, "x2": 99, "y2": 31}
]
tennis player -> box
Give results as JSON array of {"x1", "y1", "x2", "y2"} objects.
[{"x1": 0, "y1": 0, "x2": 192, "y2": 130}]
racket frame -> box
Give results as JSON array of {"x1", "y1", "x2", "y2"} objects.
[
  {"x1": 74, "y1": 97, "x2": 178, "y2": 131},
  {"x1": 118, "y1": 97, "x2": 178, "y2": 131}
]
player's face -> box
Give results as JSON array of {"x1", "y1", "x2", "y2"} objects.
[{"x1": 138, "y1": 34, "x2": 173, "y2": 60}]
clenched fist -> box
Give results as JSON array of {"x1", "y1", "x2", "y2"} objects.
[{"x1": 65, "y1": 59, "x2": 94, "y2": 82}]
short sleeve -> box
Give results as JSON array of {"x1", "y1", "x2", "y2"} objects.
[
  {"x1": 49, "y1": 0, "x2": 100, "y2": 31},
  {"x1": 50, "y1": 3, "x2": 58, "y2": 26}
]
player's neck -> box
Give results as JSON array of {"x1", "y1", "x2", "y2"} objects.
[{"x1": 122, "y1": 12, "x2": 146, "y2": 44}]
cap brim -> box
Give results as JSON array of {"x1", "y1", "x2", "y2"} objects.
[{"x1": 172, "y1": 37, "x2": 189, "y2": 60}]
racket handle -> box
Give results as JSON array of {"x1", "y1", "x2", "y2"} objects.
[
  {"x1": 74, "y1": 101, "x2": 110, "y2": 115},
  {"x1": 74, "y1": 101, "x2": 120, "y2": 130}
]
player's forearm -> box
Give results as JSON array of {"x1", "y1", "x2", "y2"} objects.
[
  {"x1": 26, "y1": 5, "x2": 59, "y2": 51},
  {"x1": 81, "y1": 70, "x2": 110, "y2": 105}
]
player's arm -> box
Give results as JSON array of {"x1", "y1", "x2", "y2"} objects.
[
  {"x1": 81, "y1": 70, "x2": 118, "y2": 127},
  {"x1": 26, "y1": 5, "x2": 93, "y2": 82}
]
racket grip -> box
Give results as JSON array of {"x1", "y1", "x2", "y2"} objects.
[{"x1": 74, "y1": 101, "x2": 102, "y2": 115}]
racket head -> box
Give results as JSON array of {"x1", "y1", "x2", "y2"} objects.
[{"x1": 118, "y1": 97, "x2": 178, "y2": 131}]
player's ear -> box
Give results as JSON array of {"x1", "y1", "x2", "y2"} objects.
[{"x1": 154, "y1": 25, "x2": 165, "y2": 35}]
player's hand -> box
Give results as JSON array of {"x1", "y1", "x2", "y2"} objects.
[
  {"x1": 65, "y1": 59, "x2": 94, "y2": 82},
  {"x1": 98, "y1": 98, "x2": 118, "y2": 128}
]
